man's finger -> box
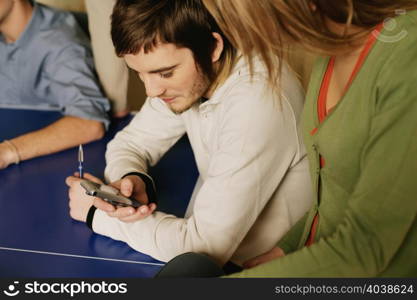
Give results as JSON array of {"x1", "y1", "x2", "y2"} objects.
[
  {"x1": 107, "y1": 206, "x2": 135, "y2": 218},
  {"x1": 93, "y1": 197, "x2": 116, "y2": 212},
  {"x1": 149, "y1": 203, "x2": 157, "y2": 211},
  {"x1": 118, "y1": 204, "x2": 156, "y2": 223},
  {"x1": 65, "y1": 176, "x2": 81, "y2": 187},
  {"x1": 83, "y1": 173, "x2": 104, "y2": 184},
  {"x1": 119, "y1": 178, "x2": 133, "y2": 197}
]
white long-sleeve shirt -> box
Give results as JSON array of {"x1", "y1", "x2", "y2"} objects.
[{"x1": 92, "y1": 58, "x2": 313, "y2": 265}]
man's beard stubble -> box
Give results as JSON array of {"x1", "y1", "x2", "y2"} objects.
[{"x1": 170, "y1": 72, "x2": 211, "y2": 114}]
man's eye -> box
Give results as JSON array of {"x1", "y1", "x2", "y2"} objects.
[{"x1": 160, "y1": 72, "x2": 173, "y2": 78}]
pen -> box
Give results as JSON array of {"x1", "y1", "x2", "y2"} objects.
[{"x1": 78, "y1": 144, "x2": 84, "y2": 179}]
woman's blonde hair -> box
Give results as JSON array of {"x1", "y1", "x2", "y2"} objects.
[{"x1": 203, "y1": 0, "x2": 417, "y2": 89}]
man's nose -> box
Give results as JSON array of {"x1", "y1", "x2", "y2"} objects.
[{"x1": 144, "y1": 77, "x2": 165, "y2": 98}]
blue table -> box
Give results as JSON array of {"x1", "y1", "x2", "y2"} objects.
[{"x1": 0, "y1": 109, "x2": 198, "y2": 277}]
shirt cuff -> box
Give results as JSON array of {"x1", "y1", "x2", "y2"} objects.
[
  {"x1": 122, "y1": 172, "x2": 157, "y2": 204},
  {"x1": 86, "y1": 206, "x2": 97, "y2": 230}
]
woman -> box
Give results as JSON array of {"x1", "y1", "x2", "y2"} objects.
[{"x1": 198, "y1": 0, "x2": 417, "y2": 277}]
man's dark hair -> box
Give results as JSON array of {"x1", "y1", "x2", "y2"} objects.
[{"x1": 111, "y1": 0, "x2": 237, "y2": 82}]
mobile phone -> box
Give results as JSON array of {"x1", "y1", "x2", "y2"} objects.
[{"x1": 80, "y1": 179, "x2": 141, "y2": 208}]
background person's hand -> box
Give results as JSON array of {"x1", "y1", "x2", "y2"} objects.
[
  {"x1": 94, "y1": 175, "x2": 156, "y2": 222},
  {"x1": 242, "y1": 247, "x2": 285, "y2": 269},
  {"x1": 0, "y1": 141, "x2": 18, "y2": 169},
  {"x1": 65, "y1": 172, "x2": 104, "y2": 222}
]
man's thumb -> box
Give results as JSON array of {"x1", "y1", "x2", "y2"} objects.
[{"x1": 120, "y1": 178, "x2": 133, "y2": 197}]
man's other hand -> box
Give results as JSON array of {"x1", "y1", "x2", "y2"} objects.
[{"x1": 94, "y1": 175, "x2": 156, "y2": 223}]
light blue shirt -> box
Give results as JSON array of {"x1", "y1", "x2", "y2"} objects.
[{"x1": 0, "y1": 2, "x2": 110, "y2": 129}]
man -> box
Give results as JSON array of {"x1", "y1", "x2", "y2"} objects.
[
  {"x1": 0, "y1": 0, "x2": 110, "y2": 169},
  {"x1": 66, "y1": 0, "x2": 312, "y2": 268}
]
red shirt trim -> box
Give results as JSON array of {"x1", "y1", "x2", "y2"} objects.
[{"x1": 306, "y1": 24, "x2": 383, "y2": 246}]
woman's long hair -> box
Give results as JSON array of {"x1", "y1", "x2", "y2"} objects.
[{"x1": 203, "y1": 0, "x2": 417, "y2": 89}]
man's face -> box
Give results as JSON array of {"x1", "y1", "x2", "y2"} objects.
[
  {"x1": 0, "y1": 0, "x2": 14, "y2": 26},
  {"x1": 124, "y1": 43, "x2": 211, "y2": 114}
]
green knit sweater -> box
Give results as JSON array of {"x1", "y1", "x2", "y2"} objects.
[{"x1": 228, "y1": 10, "x2": 417, "y2": 277}]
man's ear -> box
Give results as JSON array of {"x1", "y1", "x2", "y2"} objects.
[{"x1": 211, "y1": 32, "x2": 224, "y2": 63}]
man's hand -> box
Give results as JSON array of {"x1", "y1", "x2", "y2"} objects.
[
  {"x1": 95, "y1": 175, "x2": 156, "y2": 222},
  {"x1": 65, "y1": 173, "x2": 103, "y2": 222},
  {"x1": 242, "y1": 247, "x2": 285, "y2": 269},
  {"x1": 0, "y1": 141, "x2": 18, "y2": 169}
]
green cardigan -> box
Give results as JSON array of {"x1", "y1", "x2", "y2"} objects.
[{"x1": 228, "y1": 10, "x2": 417, "y2": 277}]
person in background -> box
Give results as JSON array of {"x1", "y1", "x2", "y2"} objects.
[
  {"x1": 0, "y1": 0, "x2": 110, "y2": 169},
  {"x1": 65, "y1": 0, "x2": 312, "y2": 272},
  {"x1": 197, "y1": 0, "x2": 417, "y2": 277},
  {"x1": 85, "y1": 0, "x2": 130, "y2": 117}
]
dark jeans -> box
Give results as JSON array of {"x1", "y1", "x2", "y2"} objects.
[{"x1": 155, "y1": 252, "x2": 243, "y2": 278}]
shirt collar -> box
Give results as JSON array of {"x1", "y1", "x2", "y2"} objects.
[
  {"x1": 199, "y1": 55, "x2": 247, "y2": 108},
  {"x1": 13, "y1": 1, "x2": 42, "y2": 49}
]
